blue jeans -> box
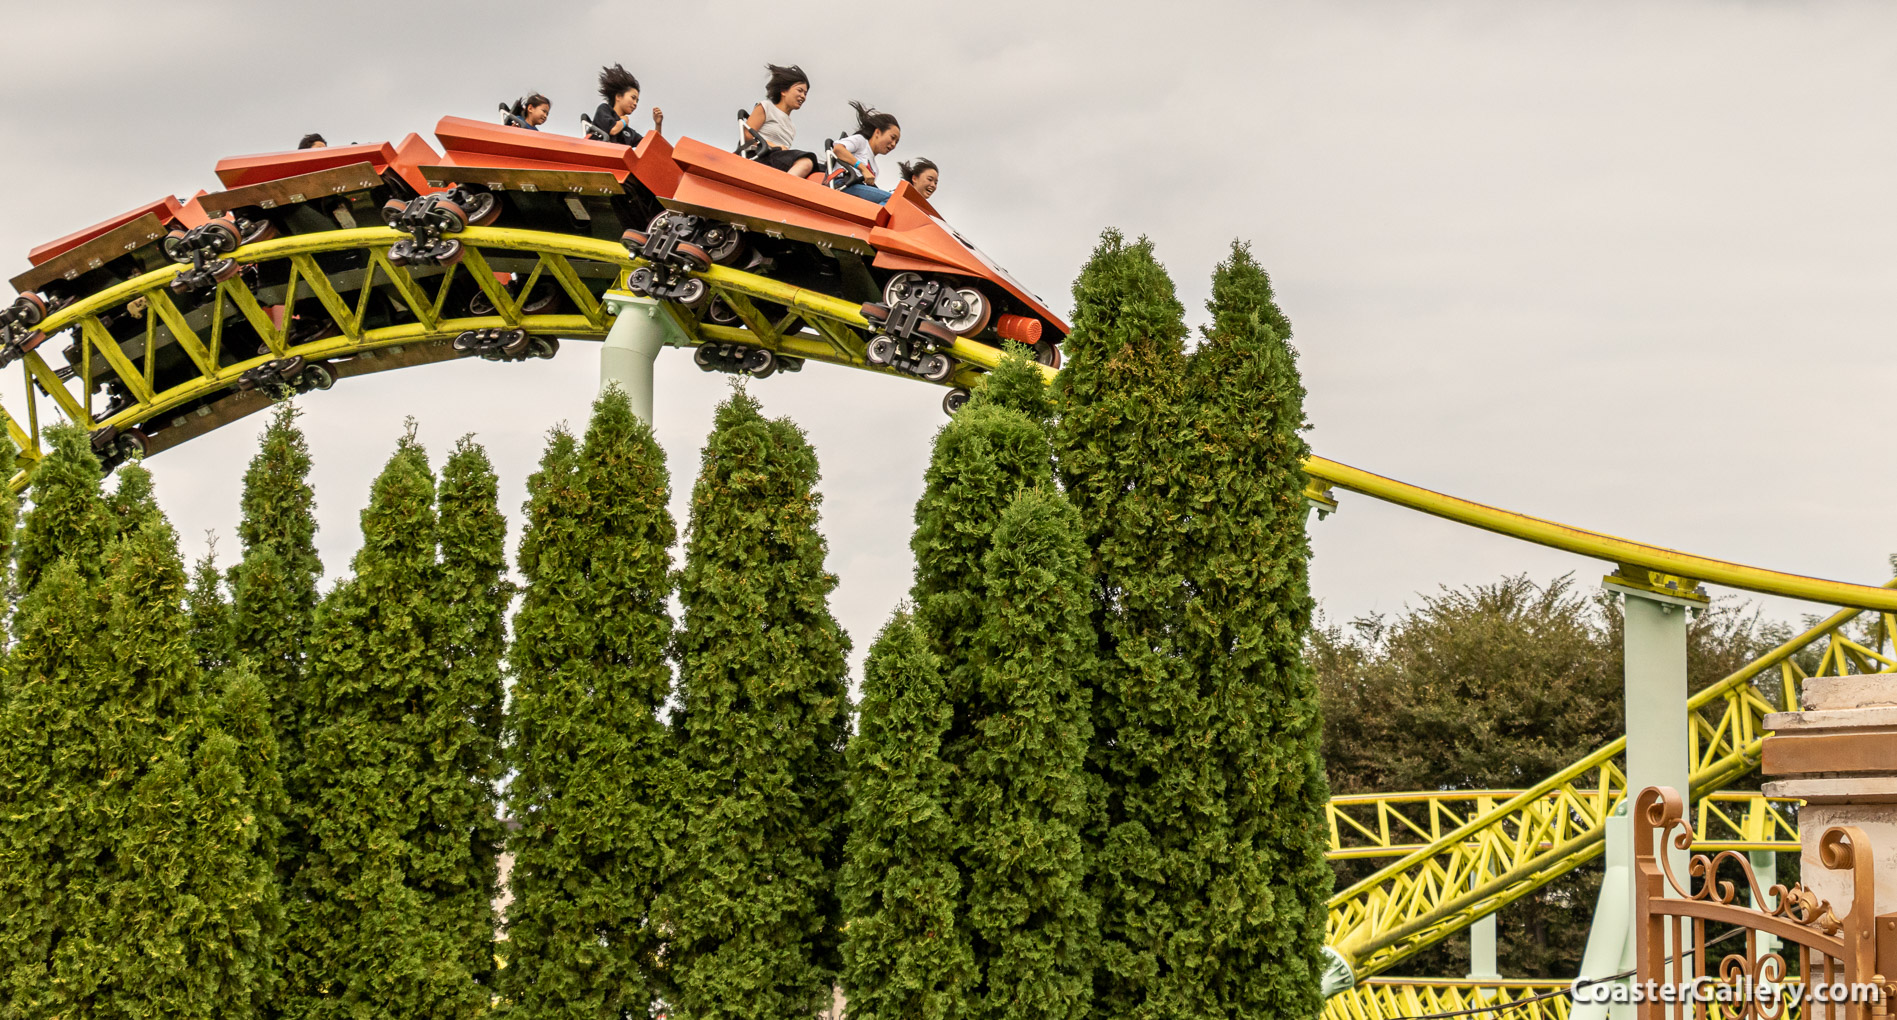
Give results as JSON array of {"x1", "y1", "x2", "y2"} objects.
[{"x1": 842, "y1": 183, "x2": 893, "y2": 204}]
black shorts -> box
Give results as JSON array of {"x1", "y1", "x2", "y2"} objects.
[{"x1": 757, "y1": 147, "x2": 817, "y2": 173}]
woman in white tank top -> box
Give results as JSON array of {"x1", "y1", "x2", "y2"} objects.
[{"x1": 744, "y1": 64, "x2": 818, "y2": 179}]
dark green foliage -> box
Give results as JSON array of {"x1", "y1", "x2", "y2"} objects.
[
  {"x1": 967, "y1": 344, "x2": 1053, "y2": 423},
  {"x1": 229, "y1": 404, "x2": 322, "y2": 773},
  {"x1": 289, "y1": 432, "x2": 490, "y2": 1019},
  {"x1": 0, "y1": 507, "x2": 278, "y2": 1018},
  {"x1": 0, "y1": 559, "x2": 105, "y2": 1016},
  {"x1": 1316, "y1": 576, "x2": 1787, "y2": 977},
  {"x1": 434, "y1": 438, "x2": 509, "y2": 990},
  {"x1": 187, "y1": 543, "x2": 234, "y2": 674},
  {"x1": 106, "y1": 460, "x2": 162, "y2": 532},
  {"x1": 911, "y1": 402, "x2": 1054, "y2": 709},
  {"x1": 14, "y1": 424, "x2": 114, "y2": 596},
  {"x1": 1054, "y1": 233, "x2": 1335, "y2": 1018},
  {"x1": 665, "y1": 390, "x2": 850, "y2": 1020},
  {"x1": 839, "y1": 611, "x2": 972, "y2": 1020},
  {"x1": 502, "y1": 390, "x2": 679, "y2": 1019},
  {"x1": 959, "y1": 487, "x2": 1097, "y2": 1020}
]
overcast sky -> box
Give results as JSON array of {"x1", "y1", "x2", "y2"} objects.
[{"x1": 5, "y1": 1, "x2": 1895, "y2": 675}]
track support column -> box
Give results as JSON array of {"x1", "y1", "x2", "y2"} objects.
[
  {"x1": 600, "y1": 292, "x2": 687, "y2": 424},
  {"x1": 1574, "y1": 567, "x2": 1705, "y2": 1020}
]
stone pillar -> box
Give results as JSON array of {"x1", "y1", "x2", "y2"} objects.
[{"x1": 1761, "y1": 674, "x2": 1897, "y2": 917}]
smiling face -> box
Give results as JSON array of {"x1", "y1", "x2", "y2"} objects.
[
  {"x1": 870, "y1": 125, "x2": 901, "y2": 155},
  {"x1": 526, "y1": 102, "x2": 549, "y2": 126},
  {"x1": 913, "y1": 167, "x2": 938, "y2": 197},
  {"x1": 782, "y1": 81, "x2": 808, "y2": 111},
  {"x1": 615, "y1": 88, "x2": 640, "y2": 116}
]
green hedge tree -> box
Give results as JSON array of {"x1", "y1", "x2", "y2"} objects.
[
  {"x1": 1126, "y1": 242, "x2": 1331, "y2": 1018},
  {"x1": 433, "y1": 437, "x2": 510, "y2": 990},
  {"x1": 958, "y1": 487, "x2": 1098, "y2": 1020},
  {"x1": 502, "y1": 389, "x2": 681, "y2": 1019},
  {"x1": 665, "y1": 391, "x2": 850, "y2": 1020},
  {"x1": 229, "y1": 404, "x2": 322, "y2": 782},
  {"x1": 14, "y1": 424, "x2": 116, "y2": 596},
  {"x1": 289, "y1": 431, "x2": 488, "y2": 1020},
  {"x1": 838, "y1": 610, "x2": 972, "y2": 1020},
  {"x1": 0, "y1": 473, "x2": 278, "y2": 1018}
]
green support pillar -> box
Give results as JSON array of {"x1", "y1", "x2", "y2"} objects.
[
  {"x1": 600, "y1": 292, "x2": 688, "y2": 424},
  {"x1": 1573, "y1": 569, "x2": 1705, "y2": 1020}
]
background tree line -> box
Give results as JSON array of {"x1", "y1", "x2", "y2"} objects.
[{"x1": 0, "y1": 228, "x2": 1333, "y2": 1020}]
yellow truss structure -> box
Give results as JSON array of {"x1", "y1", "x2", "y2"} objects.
[
  {"x1": 1326, "y1": 790, "x2": 1797, "y2": 861},
  {"x1": 9, "y1": 220, "x2": 1890, "y2": 1004},
  {"x1": 1326, "y1": 978, "x2": 1573, "y2": 1020},
  {"x1": 1, "y1": 225, "x2": 1035, "y2": 483}
]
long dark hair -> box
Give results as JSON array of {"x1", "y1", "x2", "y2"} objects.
[
  {"x1": 598, "y1": 64, "x2": 640, "y2": 103},
  {"x1": 510, "y1": 93, "x2": 550, "y2": 118},
  {"x1": 848, "y1": 100, "x2": 899, "y2": 138},
  {"x1": 765, "y1": 63, "x2": 809, "y2": 103},
  {"x1": 900, "y1": 158, "x2": 938, "y2": 182}
]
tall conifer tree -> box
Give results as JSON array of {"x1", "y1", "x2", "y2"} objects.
[
  {"x1": 502, "y1": 390, "x2": 679, "y2": 1019},
  {"x1": 290, "y1": 431, "x2": 487, "y2": 1019},
  {"x1": 1051, "y1": 230, "x2": 1200, "y2": 1019},
  {"x1": 229, "y1": 404, "x2": 322, "y2": 778},
  {"x1": 14, "y1": 424, "x2": 115, "y2": 596},
  {"x1": 839, "y1": 610, "x2": 972, "y2": 1020},
  {"x1": 959, "y1": 487, "x2": 1097, "y2": 1020},
  {"x1": 1173, "y1": 241, "x2": 1331, "y2": 1017},
  {"x1": 434, "y1": 437, "x2": 509, "y2": 988},
  {"x1": 0, "y1": 489, "x2": 277, "y2": 1017},
  {"x1": 187, "y1": 544, "x2": 234, "y2": 674},
  {"x1": 665, "y1": 391, "x2": 850, "y2": 1020}
]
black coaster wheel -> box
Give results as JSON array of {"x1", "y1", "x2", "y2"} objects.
[
  {"x1": 209, "y1": 259, "x2": 241, "y2": 283},
  {"x1": 117, "y1": 428, "x2": 150, "y2": 460},
  {"x1": 675, "y1": 277, "x2": 710, "y2": 307},
  {"x1": 628, "y1": 266, "x2": 656, "y2": 293},
  {"x1": 917, "y1": 352, "x2": 953, "y2": 382},
  {"x1": 1032, "y1": 339, "x2": 1060, "y2": 367},
  {"x1": 697, "y1": 221, "x2": 745, "y2": 265},
  {"x1": 388, "y1": 238, "x2": 417, "y2": 266},
  {"x1": 865, "y1": 335, "x2": 897, "y2": 366},
  {"x1": 468, "y1": 290, "x2": 497, "y2": 317},
  {"x1": 941, "y1": 286, "x2": 993, "y2": 338},
  {"x1": 302, "y1": 361, "x2": 335, "y2": 391},
  {"x1": 943, "y1": 387, "x2": 971, "y2": 415},
  {"x1": 433, "y1": 199, "x2": 470, "y2": 232},
  {"x1": 462, "y1": 191, "x2": 501, "y2": 227},
  {"x1": 9, "y1": 293, "x2": 47, "y2": 328},
  {"x1": 528, "y1": 336, "x2": 559, "y2": 360},
  {"x1": 520, "y1": 282, "x2": 559, "y2": 315},
  {"x1": 202, "y1": 219, "x2": 243, "y2": 254},
  {"x1": 381, "y1": 198, "x2": 409, "y2": 226},
  {"x1": 693, "y1": 344, "x2": 716, "y2": 371},
  {"x1": 916, "y1": 321, "x2": 959, "y2": 349},
  {"x1": 707, "y1": 298, "x2": 741, "y2": 326},
  {"x1": 239, "y1": 216, "x2": 280, "y2": 245},
  {"x1": 161, "y1": 230, "x2": 192, "y2": 264},
  {"x1": 674, "y1": 242, "x2": 712, "y2": 273},
  {"x1": 620, "y1": 228, "x2": 651, "y2": 251},
  {"x1": 743, "y1": 347, "x2": 777, "y2": 378},
  {"x1": 882, "y1": 271, "x2": 926, "y2": 306},
  {"x1": 433, "y1": 239, "x2": 465, "y2": 267},
  {"x1": 501, "y1": 329, "x2": 532, "y2": 357}
]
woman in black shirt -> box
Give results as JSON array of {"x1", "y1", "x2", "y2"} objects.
[{"x1": 592, "y1": 63, "x2": 662, "y2": 146}]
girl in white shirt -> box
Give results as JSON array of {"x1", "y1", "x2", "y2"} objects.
[
  {"x1": 831, "y1": 101, "x2": 901, "y2": 204},
  {"x1": 744, "y1": 64, "x2": 817, "y2": 179}
]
